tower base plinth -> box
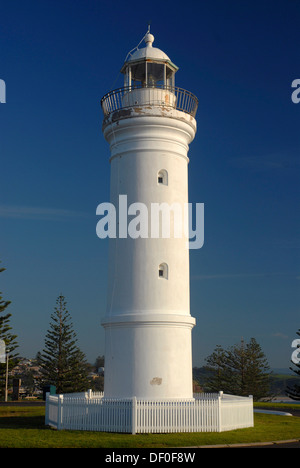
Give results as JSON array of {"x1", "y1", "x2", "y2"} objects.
[{"x1": 102, "y1": 313, "x2": 195, "y2": 400}]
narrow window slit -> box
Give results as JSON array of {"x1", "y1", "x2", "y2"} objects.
[
  {"x1": 157, "y1": 169, "x2": 168, "y2": 186},
  {"x1": 158, "y1": 263, "x2": 168, "y2": 279}
]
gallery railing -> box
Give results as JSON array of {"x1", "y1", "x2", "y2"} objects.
[{"x1": 101, "y1": 85, "x2": 198, "y2": 118}]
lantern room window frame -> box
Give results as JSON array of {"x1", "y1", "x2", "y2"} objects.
[{"x1": 124, "y1": 60, "x2": 176, "y2": 90}]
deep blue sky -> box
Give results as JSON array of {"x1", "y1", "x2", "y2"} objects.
[{"x1": 1, "y1": 0, "x2": 299, "y2": 369}]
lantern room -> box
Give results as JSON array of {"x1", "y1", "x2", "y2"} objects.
[{"x1": 120, "y1": 33, "x2": 178, "y2": 89}]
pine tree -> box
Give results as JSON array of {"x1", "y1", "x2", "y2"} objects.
[
  {"x1": 224, "y1": 338, "x2": 249, "y2": 396},
  {"x1": 243, "y1": 337, "x2": 271, "y2": 400},
  {"x1": 204, "y1": 338, "x2": 271, "y2": 400},
  {"x1": 38, "y1": 295, "x2": 89, "y2": 394},
  {"x1": 0, "y1": 263, "x2": 19, "y2": 399},
  {"x1": 204, "y1": 344, "x2": 227, "y2": 392},
  {"x1": 286, "y1": 329, "x2": 300, "y2": 400}
]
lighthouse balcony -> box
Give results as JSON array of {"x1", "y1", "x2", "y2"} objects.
[{"x1": 101, "y1": 84, "x2": 198, "y2": 118}]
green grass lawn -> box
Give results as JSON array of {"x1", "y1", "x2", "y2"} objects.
[{"x1": 0, "y1": 404, "x2": 299, "y2": 448}]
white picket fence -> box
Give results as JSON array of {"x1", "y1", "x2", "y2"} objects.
[{"x1": 45, "y1": 391, "x2": 253, "y2": 433}]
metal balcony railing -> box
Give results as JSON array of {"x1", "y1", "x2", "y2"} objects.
[{"x1": 101, "y1": 85, "x2": 198, "y2": 118}]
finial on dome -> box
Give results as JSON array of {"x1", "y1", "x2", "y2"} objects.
[{"x1": 144, "y1": 32, "x2": 154, "y2": 47}]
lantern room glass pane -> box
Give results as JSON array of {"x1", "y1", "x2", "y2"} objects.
[
  {"x1": 166, "y1": 65, "x2": 175, "y2": 88},
  {"x1": 147, "y1": 63, "x2": 165, "y2": 86},
  {"x1": 131, "y1": 63, "x2": 146, "y2": 86}
]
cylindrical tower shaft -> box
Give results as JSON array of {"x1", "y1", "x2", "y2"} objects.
[{"x1": 100, "y1": 33, "x2": 198, "y2": 400}]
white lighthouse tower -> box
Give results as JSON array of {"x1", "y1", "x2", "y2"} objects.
[
  {"x1": 43, "y1": 30, "x2": 254, "y2": 435},
  {"x1": 101, "y1": 31, "x2": 198, "y2": 401}
]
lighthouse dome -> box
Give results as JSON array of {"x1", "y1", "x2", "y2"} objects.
[{"x1": 126, "y1": 33, "x2": 171, "y2": 63}]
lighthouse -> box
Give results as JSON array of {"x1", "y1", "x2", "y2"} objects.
[
  {"x1": 100, "y1": 31, "x2": 198, "y2": 401},
  {"x1": 43, "y1": 29, "x2": 253, "y2": 435}
]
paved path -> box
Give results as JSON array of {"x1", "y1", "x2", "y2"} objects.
[{"x1": 255, "y1": 406, "x2": 300, "y2": 417}]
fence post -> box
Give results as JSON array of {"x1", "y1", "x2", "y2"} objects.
[
  {"x1": 45, "y1": 392, "x2": 50, "y2": 425},
  {"x1": 132, "y1": 396, "x2": 137, "y2": 435},
  {"x1": 249, "y1": 395, "x2": 254, "y2": 426},
  {"x1": 57, "y1": 394, "x2": 63, "y2": 430},
  {"x1": 218, "y1": 391, "x2": 223, "y2": 432}
]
